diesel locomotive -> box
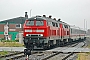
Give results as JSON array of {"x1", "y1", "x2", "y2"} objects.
[{"x1": 23, "y1": 15, "x2": 86, "y2": 50}]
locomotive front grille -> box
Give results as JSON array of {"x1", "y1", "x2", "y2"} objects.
[
  {"x1": 26, "y1": 34, "x2": 43, "y2": 37},
  {"x1": 31, "y1": 35, "x2": 38, "y2": 37},
  {"x1": 25, "y1": 34, "x2": 45, "y2": 41},
  {"x1": 31, "y1": 38, "x2": 38, "y2": 40}
]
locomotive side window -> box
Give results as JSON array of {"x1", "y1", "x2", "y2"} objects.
[
  {"x1": 26, "y1": 21, "x2": 34, "y2": 26},
  {"x1": 56, "y1": 23, "x2": 58, "y2": 27},
  {"x1": 64, "y1": 25, "x2": 66, "y2": 28},
  {"x1": 48, "y1": 21, "x2": 58, "y2": 27},
  {"x1": 65, "y1": 25, "x2": 68, "y2": 28},
  {"x1": 63, "y1": 25, "x2": 68, "y2": 28},
  {"x1": 36, "y1": 21, "x2": 44, "y2": 26},
  {"x1": 63, "y1": 25, "x2": 65, "y2": 28},
  {"x1": 47, "y1": 22, "x2": 53, "y2": 26},
  {"x1": 52, "y1": 22, "x2": 55, "y2": 27}
]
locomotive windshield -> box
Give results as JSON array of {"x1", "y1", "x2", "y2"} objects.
[
  {"x1": 26, "y1": 20, "x2": 44, "y2": 26},
  {"x1": 26, "y1": 21, "x2": 34, "y2": 26},
  {"x1": 36, "y1": 21, "x2": 44, "y2": 26}
]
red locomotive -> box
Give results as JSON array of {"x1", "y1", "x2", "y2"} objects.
[{"x1": 23, "y1": 15, "x2": 86, "y2": 50}]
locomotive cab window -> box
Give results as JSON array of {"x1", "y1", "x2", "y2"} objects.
[
  {"x1": 36, "y1": 21, "x2": 44, "y2": 26},
  {"x1": 26, "y1": 20, "x2": 34, "y2": 26}
]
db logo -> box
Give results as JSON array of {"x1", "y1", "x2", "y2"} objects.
[{"x1": 32, "y1": 30, "x2": 36, "y2": 32}]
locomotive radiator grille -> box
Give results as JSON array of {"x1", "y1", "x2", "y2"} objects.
[
  {"x1": 26, "y1": 34, "x2": 43, "y2": 37},
  {"x1": 31, "y1": 35, "x2": 38, "y2": 37}
]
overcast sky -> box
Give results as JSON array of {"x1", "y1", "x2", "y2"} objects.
[{"x1": 0, "y1": 0, "x2": 90, "y2": 30}]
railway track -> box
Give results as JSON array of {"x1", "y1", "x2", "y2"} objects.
[
  {"x1": 0, "y1": 51, "x2": 43, "y2": 60},
  {"x1": 0, "y1": 50, "x2": 72, "y2": 60},
  {"x1": 23, "y1": 41, "x2": 85, "y2": 60},
  {"x1": 47, "y1": 41, "x2": 86, "y2": 60},
  {"x1": 0, "y1": 41, "x2": 85, "y2": 60},
  {"x1": 0, "y1": 51, "x2": 24, "y2": 60}
]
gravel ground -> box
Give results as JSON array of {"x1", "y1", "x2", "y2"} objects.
[
  {"x1": 47, "y1": 53, "x2": 69, "y2": 60},
  {"x1": 85, "y1": 37, "x2": 90, "y2": 47},
  {"x1": 76, "y1": 37, "x2": 90, "y2": 60},
  {"x1": 1, "y1": 38, "x2": 90, "y2": 60},
  {"x1": 47, "y1": 38, "x2": 89, "y2": 60}
]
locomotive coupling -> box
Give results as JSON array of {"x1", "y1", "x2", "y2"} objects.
[{"x1": 24, "y1": 48, "x2": 31, "y2": 55}]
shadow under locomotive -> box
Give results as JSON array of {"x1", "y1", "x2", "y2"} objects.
[{"x1": 23, "y1": 35, "x2": 49, "y2": 50}]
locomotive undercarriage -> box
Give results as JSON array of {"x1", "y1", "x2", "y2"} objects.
[
  {"x1": 23, "y1": 36, "x2": 86, "y2": 49},
  {"x1": 23, "y1": 36, "x2": 50, "y2": 50},
  {"x1": 23, "y1": 37, "x2": 86, "y2": 56}
]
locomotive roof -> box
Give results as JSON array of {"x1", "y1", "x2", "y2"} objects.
[
  {"x1": 28, "y1": 16, "x2": 56, "y2": 22},
  {"x1": 28, "y1": 16, "x2": 46, "y2": 20},
  {"x1": 28, "y1": 15, "x2": 69, "y2": 25}
]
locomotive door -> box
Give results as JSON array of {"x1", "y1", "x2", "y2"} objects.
[{"x1": 60, "y1": 23, "x2": 63, "y2": 38}]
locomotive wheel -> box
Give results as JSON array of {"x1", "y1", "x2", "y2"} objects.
[
  {"x1": 43, "y1": 46, "x2": 49, "y2": 50},
  {"x1": 48, "y1": 40, "x2": 54, "y2": 49},
  {"x1": 56, "y1": 40, "x2": 60, "y2": 47}
]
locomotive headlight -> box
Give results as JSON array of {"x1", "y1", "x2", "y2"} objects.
[
  {"x1": 26, "y1": 34, "x2": 28, "y2": 36},
  {"x1": 40, "y1": 34, "x2": 43, "y2": 36},
  {"x1": 36, "y1": 30, "x2": 44, "y2": 32},
  {"x1": 25, "y1": 30, "x2": 32, "y2": 32}
]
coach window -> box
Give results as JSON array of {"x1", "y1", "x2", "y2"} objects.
[
  {"x1": 67, "y1": 25, "x2": 68, "y2": 28},
  {"x1": 71, "y1": 29, "x2": 72, "y2": 34}
]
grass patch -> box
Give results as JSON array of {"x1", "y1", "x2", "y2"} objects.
[
  {"x1": 77, "y1": 53, "x2": 86, "y2": 60},
  {"x1": 0, "y1": 42, "x2": 24, "y2": 47},
  {"x1": 87, "y1": 45, "x2": 90, "y2": 48},
  {"x1": 86, "y1": 52, "x2": 90, "y2": 54},
  {"x1": 0, "y1": 50, "x2": 9, "y2": 56},
  {"x1": 0, "y1": 40, "x2": 24, "y2": 47},
  {"x1": 77, "y1": 53, "x2": 90, "y2": 60},
  {"x1": 1, "y1": 40, "x2": 19, "y2": 42}
]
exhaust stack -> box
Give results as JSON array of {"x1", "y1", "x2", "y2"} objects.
[{"x1": 25, "y1": 12, "x2": 28, "y2": 18}]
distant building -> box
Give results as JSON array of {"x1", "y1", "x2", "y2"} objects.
[
  {"x1": 87, "y1": 29, "x2": 90, "y2": 35},
  {"x1": 0, "y1": 17, "x2": 27, "y2": 40}
]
